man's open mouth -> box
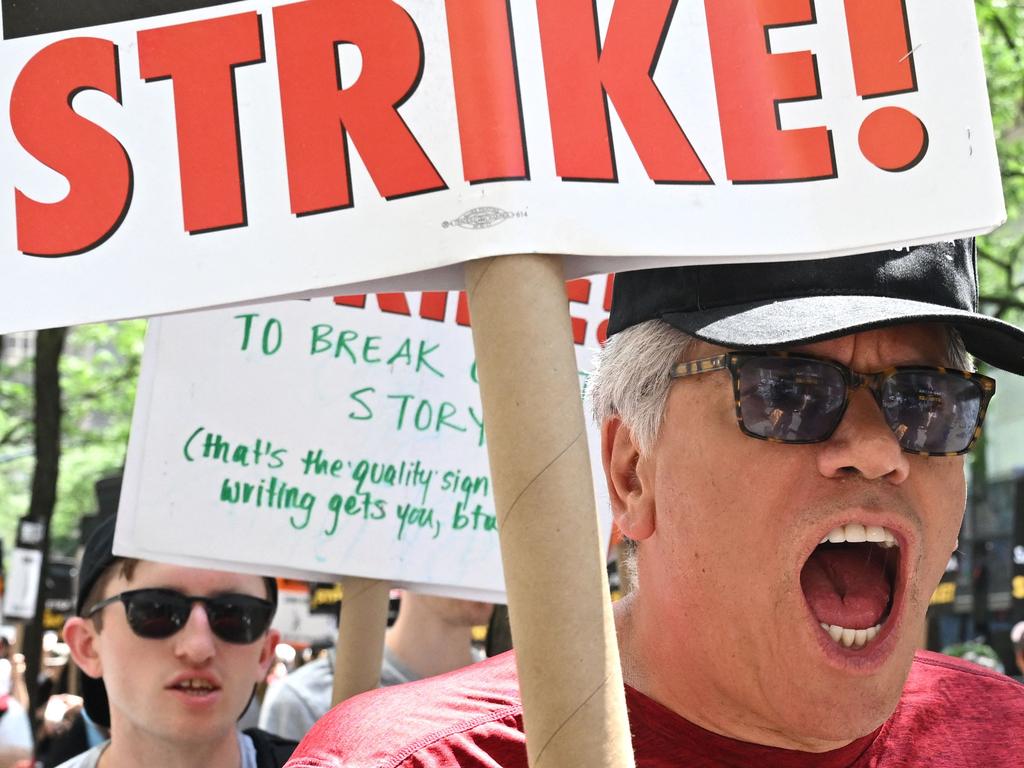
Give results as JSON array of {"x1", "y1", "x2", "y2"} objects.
[{"x1": 800, "y1": 523, "x2": 900, "y2": 650}]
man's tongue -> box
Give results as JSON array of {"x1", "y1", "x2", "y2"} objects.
[{"x1": 801, "y1": 546, "x2": 891, "y2": 629}]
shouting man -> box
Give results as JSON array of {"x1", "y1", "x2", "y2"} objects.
[{"x1": 286, "y1": 240, "x2": 1024, "y2": 766}]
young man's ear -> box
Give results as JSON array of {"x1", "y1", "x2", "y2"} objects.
[
  {"x1": 63, "y1": 617, "x2": 104, "y2": 679},
  {"x1": 602, "y1": 416, "x2": 656, "y2": 542},
  {"x1": 258, "y1": 628, "x2": 280, "y2": 676}
]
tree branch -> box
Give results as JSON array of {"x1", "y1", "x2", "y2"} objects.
[
  {"x1": 986, "y1": 8, "x2": 1024, "y2": 110},
  {"x1": 0, "y1": 421, "x2": 31, "y2": 449},
  {"x1": 978, "y1": 249, "x2": 1015, "y2": 272},
  {"x1": 990, "y1": 9, "x2": 1019, "y2": 54},
  {"x1": 68, "y1": 366, "x2": 139, "y2": 407},
  {"x1": 980, "y1": 294, "x2": 1024, "y2": 318}
]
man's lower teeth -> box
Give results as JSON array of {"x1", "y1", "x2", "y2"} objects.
[{"x1": 819, "y1": 622, "x2": 882, "y2": 648}]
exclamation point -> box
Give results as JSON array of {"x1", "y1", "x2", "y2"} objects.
[{"x1": 844, "y1": 0, "x2": 927, "y2": 172}]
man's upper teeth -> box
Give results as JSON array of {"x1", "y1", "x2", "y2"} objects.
[
  {"x1": 820, "y1": 523, "x2": 897, "y2": 547},
  {"x1": 179, "y1": 679, "x2": 213, "y2": 689}
]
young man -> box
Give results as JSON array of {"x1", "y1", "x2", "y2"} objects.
[
  {"x1": 62, "y1": 516, "x2": 297, "y2": 768},
  {"x1": 259, "y1": 593, "x2": 492, "y2": 741},
  {"x1": 285, "y1": 240, "x2": 1024, "y2": 766}
]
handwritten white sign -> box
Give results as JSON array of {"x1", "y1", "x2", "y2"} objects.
[
  {"x1": 0, "y1": 0, "x2": 1004, "y2": 332},
  {"x1": 114, "y1": 279, "x2": 614, "y2": 601}
]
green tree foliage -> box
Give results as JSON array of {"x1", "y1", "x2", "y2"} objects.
[
  {"x1": 977, "y1": 0, "x2": 1024, "y2": 325},
  {"x1": 0, "y1": 321, "x2": 145, "y2": 555}
]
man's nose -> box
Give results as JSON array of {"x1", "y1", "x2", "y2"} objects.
[
  {"x1": 172, "y1": 603, "x2": 217, "y2": 663},
  {"x1": 815, "y1": 389, "x2": 911, "y2": 483}
]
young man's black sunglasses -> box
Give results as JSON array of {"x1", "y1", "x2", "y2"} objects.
[
  {"x1": 671, "y1": 351, "x2": 996, "y2": 456},
  {"x1": 84, "y1": 588, "x2": 275, "y2": 644}
]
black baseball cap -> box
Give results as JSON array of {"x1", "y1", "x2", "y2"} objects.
[
  {"x1": 607, "y1": 239, "x2": 1024, "y2": 375},
  {"x1": 75, "y1": 515, "x2": 279, "y2": 728}
]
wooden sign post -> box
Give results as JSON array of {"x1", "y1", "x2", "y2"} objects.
[
  {"x1": 331, "y1": 576, "x2": 391, "y2": 706},
  {"x1": 465, "y1": 254, "x2": 634, "y2": 768}
]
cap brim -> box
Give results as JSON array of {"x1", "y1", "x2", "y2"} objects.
[{"x1": 663, "y1": 295, "x2": 1024, "y2": 375}]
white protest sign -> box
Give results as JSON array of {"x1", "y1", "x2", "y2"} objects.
[
  {"x1": 115, "y1": 278, "x2": 614, "y2": 601},
  {"x1": 2, "y1": 548, "x2": 42, "y2": 621},
  {"x1": 0, "y1": 0, "x2": 1004, "y2": 333}
]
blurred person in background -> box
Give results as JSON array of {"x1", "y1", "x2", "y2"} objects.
[
  {"x1": 259, "y1": 592, "x2": 492, "y2": 742},
  {"x1": 0, "y1": 655, "x2": 33, "y2": 768},
  {"x1": 0, "y1": 640, "x2": 33, "y2": 768},
  {"x1": 36, "y1": 696, "x2": 107, "y2": 768},
  {"x1": 0, "y1": 635, "x2": 28, "y2": 712}
]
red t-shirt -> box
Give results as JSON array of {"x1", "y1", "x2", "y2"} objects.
[{"x1": 285, "y1": 650, "x2": 1024, "y2": 767}]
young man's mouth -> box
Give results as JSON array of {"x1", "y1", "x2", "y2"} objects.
[
  {"x1": 800, "y1": 523, "x2": 901, "y2": 651},
  {"x1": 168, "y1": 676, "x2": 222, "y2": 698}
]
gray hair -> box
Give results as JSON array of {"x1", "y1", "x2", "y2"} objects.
[
  {"x1": 585, "y1": 321, "x2": 696, "y2": 457},
  {"x1": 945, "y1": 327, "x2": 972, "y2": 371},
  {"x1": 585, "y1": 320, "x2": 973, "y2": 456}
]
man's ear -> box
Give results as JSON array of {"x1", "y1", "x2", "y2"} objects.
[
  {"x1": 258, "y1": 628, "x2": 280, "y2": 677},
  {"x1": 602, "y1": 416, "x2": 656, "y2": 542},
  {"x1": 63, "y1": 617, "x2": 103, "y2": 679}
]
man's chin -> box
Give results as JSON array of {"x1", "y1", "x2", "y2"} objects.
[
  {"x1": 828, "y1": 669, "x2": 912, "y2": 741},
  {"x1": 773, "y1": 625, "x2": 917, "y2": 750},
  {"x1": 764, "y1": 682, "x2": 898, "y2": 752}
]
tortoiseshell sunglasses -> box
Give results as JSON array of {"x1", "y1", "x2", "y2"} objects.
[{"x1": 670, "y1": 352, "x2": 996, "y2": 456}]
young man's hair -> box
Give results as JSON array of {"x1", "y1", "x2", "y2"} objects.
[{"x1": 82, "y1": 558, "x2": 139, "y2": 632}]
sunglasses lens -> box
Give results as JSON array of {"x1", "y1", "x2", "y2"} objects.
[
  {"x1": 737, "y1": 357, "x2": 846, "y2": 442},
  {"x1": 121, "y1": 590, "x2": 273, "y2": 643},
  {"x1": 881, "y1": 372, "x2": 983, "y2": 454},
  {"x1": 206, "y1": 596, "x2": 274, "y2": 644},
  {"x1": 124, "y1": 591, "x2": 189, "y2": 639}
]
